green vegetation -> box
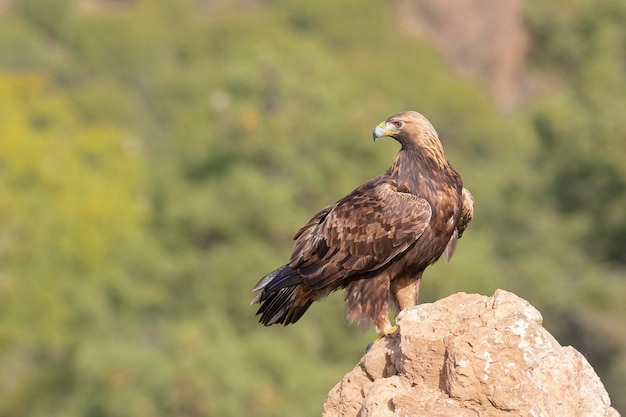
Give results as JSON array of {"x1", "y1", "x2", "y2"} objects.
[{"x1": 0, "y1": 0, "x2": 624, "y2": 415}]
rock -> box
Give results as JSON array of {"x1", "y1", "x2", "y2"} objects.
[{"x1": 322, "y1": 290, "x2": 620, "y2": 417}]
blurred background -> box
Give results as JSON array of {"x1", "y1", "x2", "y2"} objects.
[{"x1": 0, "y1": 0, "x2": 625, "y2": 415}]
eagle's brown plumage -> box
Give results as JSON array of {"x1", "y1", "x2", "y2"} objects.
[{"x1": 251, "y1": 111, "x2": 474, "y2": 336}]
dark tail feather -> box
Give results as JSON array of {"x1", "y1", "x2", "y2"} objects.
[{"x1": 251, "y1": 265, "x2": 313, "y2": 326}]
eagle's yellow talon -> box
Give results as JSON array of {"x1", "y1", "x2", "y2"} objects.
[
  {"x1": 387, "y1": 325, "x2": 398, "y2": 334},
  {"x1": 380, "y1": 325, "x2": 398, "y2": 338},
  {"x1": 366, "y1": 326, "x2": 398, "y2": 352},
  {"x1": 374, "y1": 325, "x2": 398, "y2": 341}
]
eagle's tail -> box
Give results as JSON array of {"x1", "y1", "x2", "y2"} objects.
[{"x1": 251, "y1": 265, "x2": 314, "y2": 326}]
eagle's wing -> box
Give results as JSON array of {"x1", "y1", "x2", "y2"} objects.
[
  {"x1": 443, "y1": 187, "x2": 474, "y2": 262},
  {"x1": 289, "y1": 182, "x2": 432, "y2": 290}
]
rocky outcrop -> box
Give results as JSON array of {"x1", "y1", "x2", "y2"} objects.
[{"x1": 323, "y1": 290, "x2": 620, "y2": 417}]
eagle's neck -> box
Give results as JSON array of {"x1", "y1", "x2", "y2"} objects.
[{"x1": 391, "y1": 146, "x2": 452, "y2": 195}]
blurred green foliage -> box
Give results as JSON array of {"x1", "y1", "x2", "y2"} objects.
[{"x1": 0, "y1": 0, "x2": 624, "y2": 415}]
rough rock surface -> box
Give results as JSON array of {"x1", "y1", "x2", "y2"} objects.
[{"x1": 323, "y1": 290, "x2": 620, "y2": 417}]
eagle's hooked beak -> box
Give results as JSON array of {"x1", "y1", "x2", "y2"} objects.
[{"x1": 372, "y1": 121, "x2": 399, "y2": 142}]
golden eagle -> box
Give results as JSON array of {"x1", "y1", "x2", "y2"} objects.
[{"x1": 251, "y1": 111, "x2": 474, "y2": 337}]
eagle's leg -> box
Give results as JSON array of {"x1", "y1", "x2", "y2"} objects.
[
  {"x1": 366, "y1": 308, "x2": 394, "y2": 351},
  {"x1": 391, "y1": 273, "x2": 422, "y2": 312},
  {"x1": 374, "y1": 306, "x2": 393, "y2": 338}
]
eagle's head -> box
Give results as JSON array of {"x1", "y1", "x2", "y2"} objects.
[
  {"x1": 373, "y1": 111, "x2": 439, "y2": 145},
  {"x1": 372, "y1": 111, "x2": 446, "y2": 165}
]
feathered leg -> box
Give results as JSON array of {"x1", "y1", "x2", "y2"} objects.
[
  {"x1": 373, "y1": 304, "x2": 393, "y2": 338},
  {"x1": 391, "y1": 272, "x2": 422, "y2": 311},
  {"x1": 346, "y1": 273, "x2": 393, "y2": 337}
]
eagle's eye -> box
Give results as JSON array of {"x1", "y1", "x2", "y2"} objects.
[{"x1": 393, "y1": 121, "x2": 403, "y2": 129}]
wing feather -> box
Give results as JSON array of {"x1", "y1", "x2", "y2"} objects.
[
  {"x1": 289, "y1": 181, "x2": 432, "y2": 290},
  {"x1": 443, "y1": 187, "x2": 474, "y2": 262}
]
